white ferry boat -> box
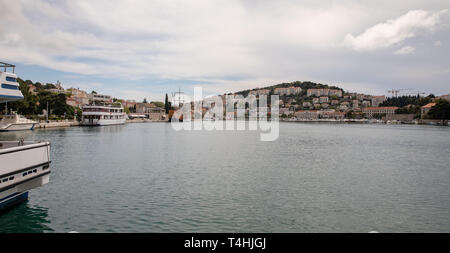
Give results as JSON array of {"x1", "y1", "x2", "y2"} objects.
[
  {"x1": 81, "y1": 103, "x2": 126, "y2": 126},
  {"x1": 0, "y1": 62, "x2": 51, "y2": 211}
]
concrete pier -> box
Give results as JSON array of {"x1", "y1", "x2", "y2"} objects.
[{"x1": 37, "y1": 120, "x2": 80, "y2": 129}]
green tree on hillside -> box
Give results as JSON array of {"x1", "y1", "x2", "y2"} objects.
[
  {"x1": 151, "y1": 101, "x2": 164, "y2": 108},
  {"x1": 164, "y1": 93, "x2": 170, "y2": 113},
  {"x1": 426, "y1": 99, "x2": 450, "y2": 120},
  {"x1": 37, "y1": 91, "x2": 69, "y2": 116}
]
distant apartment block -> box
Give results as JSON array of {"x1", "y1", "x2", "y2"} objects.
[
  {"x1": 248, "y1": 89, "x2": 270, "y2": 96},
  {"x1": 274, "y1": 87, "x2": 302, "y2": 96},
  {"x1": 319, "y1": 110, "x2": 345, "y2": 119},
  {"x1": 302, "y1": 102, "x2": 312, "y2": 107},
  {"x1": 371, "y1": 96, "x2": 386, "y2": 107},
  {"x1": 362, "y1": 106, "x2": 398, "y2": 118},
  {"x1": 294, "y1": 110, "x2": 319, "y2": 119},
  {"x1": 307, "y1": 88, "x2": 342, "y2": 97}
]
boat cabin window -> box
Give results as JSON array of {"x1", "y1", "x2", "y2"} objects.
[
  {"x1": 5, "y1": 76, "x2": 17, "y2": 82},
  {"x1": 84, "y1": 108, "x2": 108, "y2": 112},
  {"x1": 1, "y1": 83, "x2": 19, "y2": 90}
]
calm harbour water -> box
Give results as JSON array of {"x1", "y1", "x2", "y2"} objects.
[{"x1": 0, "y1": 122, "x2": 449, "y2": 233}]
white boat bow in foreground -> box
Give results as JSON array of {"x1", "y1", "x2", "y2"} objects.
[{"x1": 0, "y1": 141, "x2": 51, "y2": 211}]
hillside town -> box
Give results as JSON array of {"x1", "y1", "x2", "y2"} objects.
[
  {"x1": 190, "y1": 82, "x2": 450, "y2": 124},
  {"x1": 1, "y1": 79, "x2": 449, "y2": 126}
]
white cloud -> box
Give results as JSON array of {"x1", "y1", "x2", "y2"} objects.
[
  {"x1": 0, "y1": 0, "x2": 367, "y2": 81},
  {"x1": 343, "y1": 9, "x2": 448, "y2": 51},
  {"x1": 394, "y1": 46, "x2": 416, "y2": 55},
  {"x1": 0, "y1": 0, "x2": 449, "y2": 97}
]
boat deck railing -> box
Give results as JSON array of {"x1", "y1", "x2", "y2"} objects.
[
  {"x1": 0, "y1": 62, "x2": 16, "y2": 73},
  {"x1": 0, "y1": 140, "x2": 41, "y2": 150},
  {"x1": 84, "y1": 102, "x2": 123, "y2": 108}
]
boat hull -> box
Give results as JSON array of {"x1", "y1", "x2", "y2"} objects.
[
  {"x1": 0, "y1": 123, "x2": 36, "y2": 132},
  {"x1": 81, "y1": 118, "x2": 126, "y2": 126},
  {"x1": 0, "y1": 192, "x2": 29, "y2": 211},
  {"x1": 0, "y1": 141, "x2": 51, "y2": 211}
]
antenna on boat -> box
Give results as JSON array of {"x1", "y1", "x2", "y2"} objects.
[{"x1": 171, "y1": 88, "x2": 185, "y2": 108}]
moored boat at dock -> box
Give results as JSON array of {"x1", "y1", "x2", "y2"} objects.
[
  {"x1": 0, "y1": 62, "x2": 51, "y2": 211},
  {"x1": 0, "y1": 111, "x2": 37, "y2": 131},
  {"x1": 81, "y1": 103, "x2": 126, "y2": 126}
]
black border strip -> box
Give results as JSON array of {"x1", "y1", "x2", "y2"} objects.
[
  {"x1": 0, "y1": 171, "x2": 51, "y2": 193},
  {"x1": 0, "y1": 142, "x2": 49, "y2": 155},
  {"x1": 0, "y1": 233, "x2": 446, "y2": 251},
  {"x1": 0, "y1": 161, "x2": 51, "y2": 178}
]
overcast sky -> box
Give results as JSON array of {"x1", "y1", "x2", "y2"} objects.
[{"x1": 1, "y1": 0, "x2": 449, "y2": 101}]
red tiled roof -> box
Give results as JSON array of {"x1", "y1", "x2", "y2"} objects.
[{"x1": 422, "y1": 103, "x2": 436, "y2": 108}]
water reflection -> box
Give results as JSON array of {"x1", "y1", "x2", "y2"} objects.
[{"x1": 0, "y1": 201, "x2": 53, "y2": 233}]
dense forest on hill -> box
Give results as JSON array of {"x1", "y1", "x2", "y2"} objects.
[{"x1": 380, "y1": 95, "x2": 434, "y2": 107}]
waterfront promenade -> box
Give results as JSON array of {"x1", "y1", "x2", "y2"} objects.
[
  {"x1": 31, "y1": 118, "x2": 450, "y2": 129},
  {"x1": 33, "y1": 118, "x2": 169, "y2": 129},
  {"x1": 36, "y1": 120, "x2": 80, "y2": 129}
]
